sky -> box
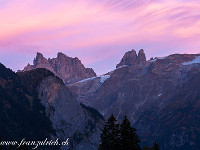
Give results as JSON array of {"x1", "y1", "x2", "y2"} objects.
[{"x1": 0, "y1": 0, "x2": 200, "y2": 74}]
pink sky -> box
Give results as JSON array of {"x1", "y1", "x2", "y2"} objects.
[{"x1": 0, "y1": 0, "x2": 200, "y2": 74}]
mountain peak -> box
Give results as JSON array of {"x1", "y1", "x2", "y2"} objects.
[
  {"x1": 57, "y1": 52, "x2": 68, "y2": 58},
  {"x1": 137, "y1": 49, "x2": 146, "y2": 64},
  {"x1": 35, "y1": 52, "x2": 45, "y2": 62},
  {"x1": 33, "y1": 52, "x2": 48, "y2": 67},
  {"x1": 116, "y1": 49, "x2": 146, "y2": 68},
  {"x1": 36, "y1": 52, "x2": 43, "y2": 57},
  {"x1": 22, "y1": 52, "x2": 96, "y2": 84}
]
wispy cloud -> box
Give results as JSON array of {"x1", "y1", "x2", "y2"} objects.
[{"x1": 0, "y1": 0, "x2": 200, "y2": 74}]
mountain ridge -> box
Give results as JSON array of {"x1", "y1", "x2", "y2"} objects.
[
  {"x1": 18, "y1": 49, "x2": 200, "y2": 149},
  {"x1": 0, "y1": 63, "x2": 104, "y2": 150},
  {"x1": 67, "y1": 50, "x2": 200, "y2": 150},
  {"x1": 22, "y1": 52, "x2": 96, "y2": 84}
]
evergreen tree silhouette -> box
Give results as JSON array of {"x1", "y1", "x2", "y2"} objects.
[
  {"x1": 99, "y1": 114, "x2": 120, "y2": 150},
  {"x1": 152, "y1": 141, "x2": 160, "y2": 150},
  {"x1": 120, "y1": 116, "x2": 141, "y2": 150}
]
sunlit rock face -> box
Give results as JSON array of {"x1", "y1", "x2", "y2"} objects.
[
  {"x1": 68, "y1": 50, "x2": 200, "y2": 150},
  {"x1": 23, "y1": 52, "x2": 96, "y2": 84},
  {"x1": 37, "y1": 76, "x2": 104, "y2": 150}
]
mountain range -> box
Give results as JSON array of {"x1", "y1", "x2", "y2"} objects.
[
  {"x1": 1, "y1": 49, "x2": 200, "y2": 150},
  {"x1": 68, "y1": 50, "x2": 200, "y2": 150}
]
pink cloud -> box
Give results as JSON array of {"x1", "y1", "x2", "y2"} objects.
[{"x1": 0, "y1": 0, "x2": 200, "y2": 74}]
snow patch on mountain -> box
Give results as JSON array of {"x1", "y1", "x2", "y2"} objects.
[
  {"x1": 77, "y1": 75, "x2": 110, "y2": 84},
  {"x1": 78, "y1": 77, "x2": 97, "y2": 83},
  {"x1": 99, "y1": 75, "x2": 110, "y2": 83},
  {"x1": 117, "y1": 65, "x2": 128, "y2": 69},
  {"x1": 182, "y1": 56, "x2": 200, "y2": 65},
  {"x1": 149, "y1": 57, "x2": 167, "y2": 62},
  {"x1": 111, "y1": 65, "x2": 128, "y2": 72}
]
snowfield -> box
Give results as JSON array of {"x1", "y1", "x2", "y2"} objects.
[
  {"x1": 149, "y1": 56, "x2": 167, "y2": 62},
  {"x1": 182, "y1": 56, "x2": 200, "y2": 65},
  {"x1": 77, "y1": 75, "x2": 111, "y2": 84}
]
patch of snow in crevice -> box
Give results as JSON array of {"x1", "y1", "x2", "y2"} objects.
[
  {"x1": 77, "y1": 76, "x2": 97, "y2": 83},
  {"x1": 117, "y1": 65, "x2": 128, "y2": 69},
  {"x1": 76, "y1": 75, "x2": 110, "y2": 84},
  {"x1": 75, "y1": 65, "x2": 129, "y2": 84},
  {"x1": 99, "y1": 75, "x2": 110, "y2": 83},
  {"x1": 182, "y1": 56, "x2": 200, "y2": 65},
  {"x1": 75, "y1": 65, "x2": 128, "y2": 85},
  {"x1": 109, "y1": 65, "x2": 128, "y2": 72},
  {"x1": 149, "y1": 56, "x2": 167, "y2": 62},
  {"x1": 149, "y1": 59, "x2": 157, "y2": 62}
]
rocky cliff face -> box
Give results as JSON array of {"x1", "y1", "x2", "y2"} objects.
[
  {"x1": 0, "y1": 65, "x2": 58, "y2": 149},
  {"x1": 37, "y1": 76, "x2": 104, "y2": 150},
  {"x1": 23, "y1": 52, "x2": 96, "y2": 84},
  {"x1": 68, "y1": 50, "x2": 200, "y2": 150},
  {"x1": 0, "y1": 64, "x2": 104, "y2": 150},
  {"x1": 116, "y1": 49, "x2": 146, "y2": 68}
]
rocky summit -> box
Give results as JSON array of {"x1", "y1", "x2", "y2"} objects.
[
  {"x1": 116, "y1": 49, "x2": 146, "y2": 68},
  {"x1": 22, "y1": 52, "x2": 96, "y2": 84}
]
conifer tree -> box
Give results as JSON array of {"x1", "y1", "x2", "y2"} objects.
[
  {"x1": 152, "y1": 141, "x2": 160, "y2": 150},
  {"x1": 99, "y1": 114, "x2": 120, "y2": 150},
  {"x1": 120, "y1": 116, "x2": 141, "y2": 150}
]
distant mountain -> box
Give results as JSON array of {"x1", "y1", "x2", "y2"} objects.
[
  {"x1": 22, "y1": 52, "x2": 96, "y2": 84},
  {"x1": 116, "y1": 49, "x2": 146, "y2": 67},
  {"x1": 68, "y1": 49, "x2": 200, "y2": 150}
]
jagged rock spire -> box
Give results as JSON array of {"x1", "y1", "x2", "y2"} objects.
[
  {"x1": 57, "y1": 52, "x2": 68, "y2": 58},
  {"x1": 33, "y1": 52, "x2": 49, "y2": 67},
  {"x1": 137, "y1": 49, "x2": 146, "y2": 64},
  {"x1": 22, "y1": 52, "x2": 96, "y2": 84},
  {"x1": 36, "y1": 52, "x2": 43, "y2": 58},
  {"x1": 116, "y1": 49, "x2": 146, "y2": 68}
]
